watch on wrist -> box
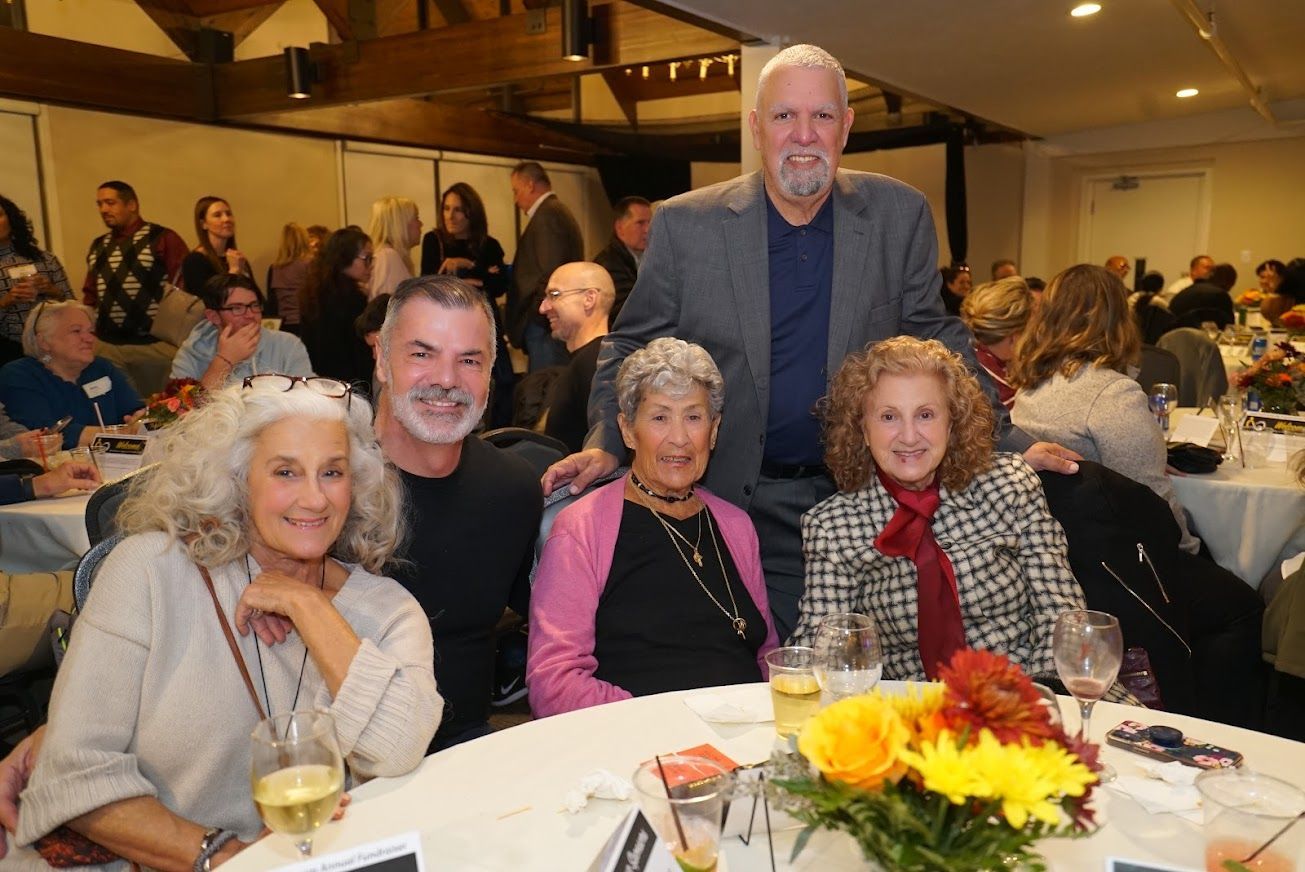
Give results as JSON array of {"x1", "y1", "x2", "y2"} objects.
[{"x1": 19, "y1": 473, "x2": 37, "y2": 501}]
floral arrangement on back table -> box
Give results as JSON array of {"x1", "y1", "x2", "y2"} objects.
[
  {"x1": 773, "y1": 648, "x2": 1101, "y2": 872},
  {"x1": 1236, "y1": 342, "x2": 1305, "y2": 415},
  {"x1": 142, "y1": 378, "x2": 208, "y2": 430}
]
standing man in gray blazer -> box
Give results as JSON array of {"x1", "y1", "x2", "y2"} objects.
[
  {"x1": 508, "y1": 162, "x2": 585, "y2": 371},
  {"x1": 543, "y1": 44, "x2": 1079, "y2": 641}
]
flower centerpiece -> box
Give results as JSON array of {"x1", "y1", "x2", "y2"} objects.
[
  {"x1": 142, "y1": 378, "x2": 207, "y2": 430},
  {"x1": 1281, "y1": 305, "x2": 1305, "y2": 332},
  {"x1": 773, "y1": 649, "x2": 1101, "y2": 872},
  {"x1": 1235, "y1": 342, "x2": 1305, "y2": 415},
  {"x1": 1236, "y1": 288, "x2": 1263, "y2": 309}
]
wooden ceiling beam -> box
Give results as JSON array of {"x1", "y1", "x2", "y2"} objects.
[
  {"x1": 213, "y1": 1, "x2": 737, "y2": 118},
  {"x1": 240, "y1": 98, "x2": 603, "y2": 162},
  {"x1": 430, "y1": 0, "x2": 471, "y2": 26},
  {"x1": 0, "y1": 28, "x2": 207, "y2": 119}
]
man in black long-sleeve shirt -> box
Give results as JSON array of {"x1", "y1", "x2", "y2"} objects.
[{"x1": 376, "y1": 276, "x2": 542, "y2": 750}]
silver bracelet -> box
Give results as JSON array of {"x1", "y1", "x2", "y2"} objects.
[{"x1": 194, "y1": 827, "x2": 238, "y2": 872}]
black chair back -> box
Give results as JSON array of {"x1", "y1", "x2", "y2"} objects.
[
  {"x1": 1135, "y1": 344, "x2": 1181, "y2": 393},
  {"x1": 84, "y1": 464, "x2": 154, "y2": 547},
  {"x1": 481, "y1": 427, "x2": 568, "y2": 480}
]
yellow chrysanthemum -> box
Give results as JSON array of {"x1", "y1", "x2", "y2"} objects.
[
  {"x1": 874, "y1": 683, "x2": 946, "y2": 744},
  {"x1": 897, "y1": 731, "x2": 986, "y2": 805},
  {"x1": 965, "y1": 731, "x2": 1096, "y2": 829}
]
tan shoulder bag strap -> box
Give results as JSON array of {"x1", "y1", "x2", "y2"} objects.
[{"x1": 197, "y1": 564, "x2": 267, "y2": 721}]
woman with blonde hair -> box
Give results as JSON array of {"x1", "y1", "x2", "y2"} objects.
[
  {"x1": 1010, "y1": 264, "x2": 1199, "y2": 553},
  {"x1": 792, "y1": 336, "x2": 1086, "y2": 683},
  {"x1": 960, "y1": 276, "x2": 1033, "y2": 410},
  {"x1": 266, "y1": 222, "x2": 313, "y2": 334},
  {"x1": 367, "y1": 196, "x2": 422, "y2": 299}
]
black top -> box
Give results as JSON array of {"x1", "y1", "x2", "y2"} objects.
[
  {"x1": 941, "y1": 285, "x2": 963, "y2": 317},
  {"x1": 180, "y1": 250, "x2": 257, "y2": 299},
  {"x1": 1169, "y1": 280, "x2": 1235, "y2": 329},
  {"x1": 419, "y1": 233, "x2": 509, "y2": 301},
  {"x1": 594, "y1": 502, "x2": 765, "y2": 697},
  {"x1": 591, "y1": 235, "x2": 637, "y2": 323},
  {"x1": 300, "y1": 282, "x2": 373, "y2": 387},
  {"x1": 386, "y1": 437, "x2": 542, "y2": 745},
  {"x1": 543, "y1": 334, "x2": 603, "y2": 453}
]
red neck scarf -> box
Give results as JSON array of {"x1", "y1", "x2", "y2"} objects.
[{"x1": 872, "y1": 467, "x2": 965, "y2": 679}]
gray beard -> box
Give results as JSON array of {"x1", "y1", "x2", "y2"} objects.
[
  {"x1": 391, "y1": 384, "x2": 485, "y2": 445},
  {"x1": 777, "y1": 155, "x2": 831, "y2": 198}
]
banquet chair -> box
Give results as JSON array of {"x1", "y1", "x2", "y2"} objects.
[
  {"x1": 531, "y1": 468, "x2": 627, "y2": 585},
  {"x1": 481, "y1": 427, "x2": 568, "y2": 480},
  {"x1": 72, "y1": 532, "x2": 125, "y2": 612},
  {"x1": 1135, "y1": 344, "x2": 1182, "y2": 393},
  {"x1": 1157, "y1": 328, "x2": 1229, "y2": 407},
  {"x1": 84, "y1": 464, "x2": 155, "y2": 547}
]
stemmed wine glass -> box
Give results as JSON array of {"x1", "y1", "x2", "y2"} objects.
[
  {"x1": 251, "y1": 710, "x2": 345, "y2": 857},
  {"x1": 1215, "y1": 394, "x2": 1243, "y2": 463},
  {"x1": 1053, "y1": 610, "x2": 1123, "y2": 783},
  {"x1": 1147, "y1": 383, "x2": 1179, "y2": 435},
  {"x1": 811, "y1": 612, "x2": 883, "y2": 704}
]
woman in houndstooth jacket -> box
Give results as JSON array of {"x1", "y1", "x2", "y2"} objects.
[{"x1": 791, "y1": 336, "x2": 1086, "y2": 684}]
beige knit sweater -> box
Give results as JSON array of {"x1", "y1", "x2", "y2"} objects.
[{"x1": 13, "y1": 531, "x2": 441, "y2": 866}]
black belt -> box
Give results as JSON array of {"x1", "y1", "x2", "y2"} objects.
[{"x1": 759, "y1": 460, "x2": 827, "y2": 479}]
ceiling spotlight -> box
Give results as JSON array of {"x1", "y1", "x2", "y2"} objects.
[
  {"x1": 1176, "y1": 87, "x2": 1200, "y2": 98},
  {"x1": 283, "y1": 46, "x2": 317, "y2": 99},
  {"x1": 561, "y1": 0, "x2": 591, "y2": 62},
  {"x1": 1070, "y1": 3, "x2": 1102, "y2": 17}
]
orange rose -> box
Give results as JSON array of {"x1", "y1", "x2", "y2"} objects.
[{"x1": 798, "y1": 696, "x2": 910, "y2": 790}]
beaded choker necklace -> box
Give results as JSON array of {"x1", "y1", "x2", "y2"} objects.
[{"x1": 630, "y1": 470, "x2": 694, "y2": 503}]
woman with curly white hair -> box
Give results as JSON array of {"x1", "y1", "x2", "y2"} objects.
[
  {"x1": 527, "y1": 337, "x2": 778, "y2": 718},
  {"x1": 5, "y1": 376, "x2": 441, "y2": 870}
]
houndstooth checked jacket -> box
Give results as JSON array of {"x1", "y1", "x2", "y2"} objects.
[{"x1": 791, "y1": 452, "x2": 1085, "y2": 681}]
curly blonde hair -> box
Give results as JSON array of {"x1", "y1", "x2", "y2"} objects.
[
  {"x1": 117, "y1": 383, "x2": 404, "y2": 572},
  {"x1": 1009, "y1": 264, "x2": 1140, "y2": 390},
  {"x1": 822, "y1": 337, "x2": 996, "y2": 493}
]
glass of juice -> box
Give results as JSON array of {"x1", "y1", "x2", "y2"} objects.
[
  {"x1": 1197, "y1": 769, "x2": 1305, "y2": 872},
  {"x1": 765, "y1": 646, "x2": 820, "y2": 738},
  {"x1": 251, "y1": 709, "x2": 345, "y2": 857},
  {"x1": 632, "y1": 755, "x2": 728, "y2": 872}
]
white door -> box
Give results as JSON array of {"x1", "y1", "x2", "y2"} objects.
[
  {"x1": 341, "y1": 147, "x2": 439, "y2": 263},
  {"x1": 1078, "y1": 170, "x2": 1210, "y2": 288}
]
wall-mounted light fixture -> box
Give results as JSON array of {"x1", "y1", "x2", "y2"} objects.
[
  {"x1": 562, "y1": 0, "x2": 591, "y2": 62},
  {"x1": 284, "y1": 46, "x2": 317, "y2": 99}
]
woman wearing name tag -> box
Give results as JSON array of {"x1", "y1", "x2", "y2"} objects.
[{"x1": 0, "y1": 301, "x2": 143, "y2": 449}]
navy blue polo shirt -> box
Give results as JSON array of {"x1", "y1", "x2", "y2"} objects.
[{"x1": 764, "y1": 191, "x2": 833, "y2": 465}]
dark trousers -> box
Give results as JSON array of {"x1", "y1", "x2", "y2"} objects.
[{"x1": 748, "y1": 473, "x2": 836, "y2": 645}]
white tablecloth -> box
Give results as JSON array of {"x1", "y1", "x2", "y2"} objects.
[
  {"x1": 0, "y1": 492, "x2": 91, "y2": 572},
  {"x1": 225, "y1": 683, "x2": 1305, "y2": 872},
  {"x1": 1168, "y1": 408, "x2": 1305, "y2": 587}
]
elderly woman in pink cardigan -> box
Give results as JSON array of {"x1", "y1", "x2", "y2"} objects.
[{"x1": 527, "y1": 338, "x2": 778, "y2": 717}]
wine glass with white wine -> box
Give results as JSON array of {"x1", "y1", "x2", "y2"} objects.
[
  {"x1": 251, "y1": 710, "x2": 345, "y2": 857},
  {"x1": 812, "y1": 612, "x2": 883, "y2": 704},
  {"x1": 1053, "y1": 610, "x2": 1123, "y2": 783}
]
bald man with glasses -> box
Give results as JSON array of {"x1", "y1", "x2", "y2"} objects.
[{"x1": 539, "y1": 261, "x2": 615, "y2": 452}]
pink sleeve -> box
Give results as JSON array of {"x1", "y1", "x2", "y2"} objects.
[{"x1": 526, "y1": 524, "x2": 632, "y2": 717}]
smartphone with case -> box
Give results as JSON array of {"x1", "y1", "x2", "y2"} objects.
[{"x1": 1106, "y1": 720, "x2": 1243, "y2": 769}]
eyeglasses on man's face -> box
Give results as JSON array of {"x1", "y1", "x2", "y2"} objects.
[
  {"x1": 219, "y1": 301, "x2": 264, "y2": 317},
  {"x1": 355, "y1": 253, "x2": 375, "y2": 266},
  {"x1": 242, "y1": 373, "x2": 355, "y2": 408},
  {"x1": 544, "y1": 286, "x2": 596, "y2": 301}
]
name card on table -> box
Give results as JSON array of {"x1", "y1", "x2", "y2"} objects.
[
  {"x1": 1168, "y1": 415, "x2": 1219, "y2": 448},
  {"x1": 90, "y1": 434, "x2": 148, "y2": 482},
  {"x1": 273, "y1": 831, "x2": 424, "y2": 872},
  {"x1": 589, "y1": 808, "x2": 678, "y2": 872},
  {"x1": 1107, "y1": 859, "x2": 1199, "y2": 872}
]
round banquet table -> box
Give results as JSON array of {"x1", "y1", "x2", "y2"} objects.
[
  {"x1": 0, "y1": 491, "x2": 91, "y2": 572},
  {"x1": 224, "y1": 682, "x2": 1305, "y2": 871},
  {"x1": 1167, "y1": 408, "x2": 1305, "y2": 587}
]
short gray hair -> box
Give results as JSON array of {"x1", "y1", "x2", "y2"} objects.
[
  {"x1": 117, "y1": 383, "x2": 404, "y2": 573},
  {"x1": 22, "y1": 301, "x2": 93, "y2": 358},
  {"x1": 756, "y1": 44, "x2": 848, "y2": 112},
  {"x1": 616, "y1": 337, "x2": 724, "y2": 421},
  {"x1": 379, "y1": 275, "x2": 497, "y2": 369}
]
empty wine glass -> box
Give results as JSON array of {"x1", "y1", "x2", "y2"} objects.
[
  {"x1": 250, "y1": 710, "x2": 345, "y2": 857},
  {"x1": 811, "y1": 612, "x2": 883, "y2": 704},
  {"x1": 1215, "y1": 394, "x2": 1242, "y2": 463},
  {"x1": 1147, "y1": 383, "x2": 1179, "y2": 434},
  {"x1": 1053, "y1": 610, "x2": 1123, "y2": 783}
]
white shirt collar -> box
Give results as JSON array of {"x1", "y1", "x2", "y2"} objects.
[{"x1": 525, "y1": 190, "x2": 555, "y2": 222}]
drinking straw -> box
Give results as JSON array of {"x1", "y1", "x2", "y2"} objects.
[
  {"x1": 1241, "y1": 811, "x2": 1305, "y2": 865},
  {"x1": 94, "y1": 401, "x2": 107, "y2": 430},
  {"x1": 654, "y1": 755, "x2": 689, "y2": 850}
]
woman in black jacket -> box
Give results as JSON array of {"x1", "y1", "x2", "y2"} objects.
[{"x1": 299, "y1": 226, "x2": 375, "y2": 391}]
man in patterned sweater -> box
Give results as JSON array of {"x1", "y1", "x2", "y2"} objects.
[{"x1": 80, "y1": 181, "x2": 187, "y2": 345}]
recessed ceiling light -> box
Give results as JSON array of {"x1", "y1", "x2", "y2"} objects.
[
  {"x1": 1176, "y1": 88, "x2": 1200, "y2": 98},
  {"x1": 1070, "y1": 3, "x2": 1102, "y2": 17}
]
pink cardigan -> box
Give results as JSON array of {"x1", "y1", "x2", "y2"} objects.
[{"x1": 527, "y1": 478, "x2": 778, "y2": 717}]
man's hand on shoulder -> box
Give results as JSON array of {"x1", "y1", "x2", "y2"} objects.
[
  {"x1": 541, "y1": 449, "x2": 619, "y2": 497},
  {"x1": 1022, "y1": 442, "x2": 1082, "y2": 476}
]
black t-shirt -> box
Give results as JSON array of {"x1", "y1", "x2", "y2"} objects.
[
  {"x1": 593, "y1": 503, "x2": 765, "y2": 696},
  {"x1": 387, "y1": 437, "x2": 542, "y2": 744},
  {"x1": 544, "y1": 335, "x2": 603, "y2": 453}
]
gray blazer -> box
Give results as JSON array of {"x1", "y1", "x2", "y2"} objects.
[
  {"x1": 585, "y1": 169, "x2": 1024, "y2": 511},
  {"x1": 508, "y1": 193, "x2": 584, "y2": 346}
]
